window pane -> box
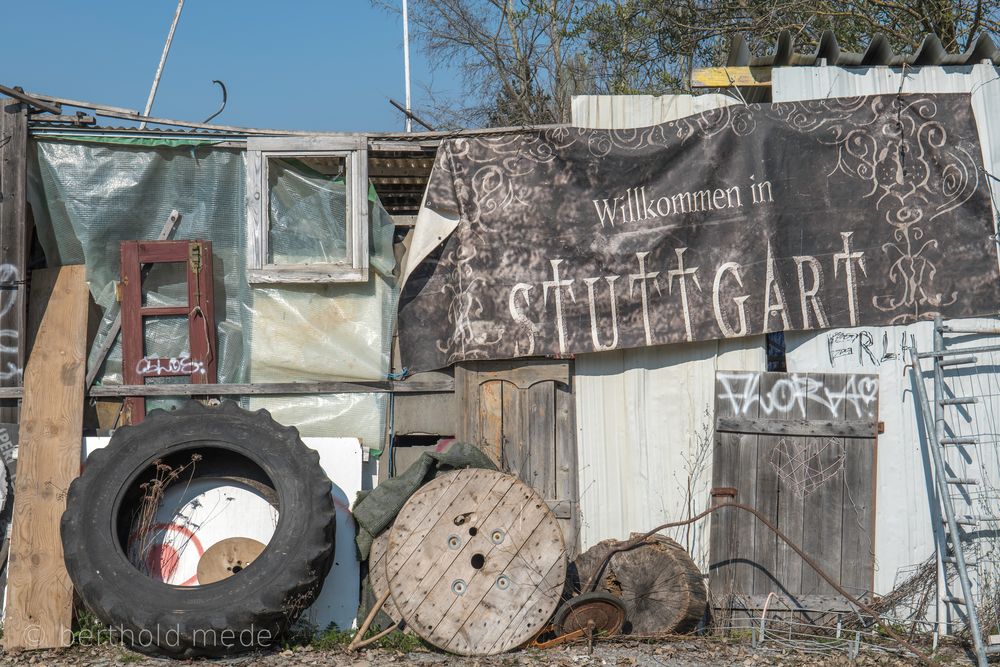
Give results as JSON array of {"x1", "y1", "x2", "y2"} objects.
[{"x1": 267, "y1": 156, "x2": 349, "y2": 265}]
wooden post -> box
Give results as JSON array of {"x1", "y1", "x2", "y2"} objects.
[
  {"x1": 0, "y1": 97, "x2": 29, "y2": 423},
  {"x1": 4, "y1": 266, "x2": 89, "y2": 650}
]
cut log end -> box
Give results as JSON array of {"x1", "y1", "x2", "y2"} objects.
[{"x1": 570, "y1": 535, "x2": 707, "y2": 635}]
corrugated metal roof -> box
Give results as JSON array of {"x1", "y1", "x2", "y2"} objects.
[{"x1": 728, "y1": 30, "x2": 1000, "y2": 68}]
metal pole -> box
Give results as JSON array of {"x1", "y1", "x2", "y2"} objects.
[
  {"x1": 402, "y1": 0, "x2": 412, "y2": 133},
  {"x1": 933, "y1": 318, "x2": 948, "y2": 640},
  {"x1": 139, "y1": 0, "x2": 185, "y2": 130},
  {"x1": 910, "y1": 327, "x2": 988, "y2": 667}
]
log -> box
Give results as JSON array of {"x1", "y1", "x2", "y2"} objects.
[{"x1": 571, "y1": 534, "x2": 707, "y2": 635}]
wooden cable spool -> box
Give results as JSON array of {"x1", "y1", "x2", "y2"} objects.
[
  {"x1": 386, "y1": 469, "x2": 567, "y2": 656},
  {"x1": 369, "y1": 530, "x2": 403, "y2": 624}
]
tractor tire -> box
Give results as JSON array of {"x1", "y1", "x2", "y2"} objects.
[{"x1": 61, "y1": 401, "x2": 336, "y2": 658}]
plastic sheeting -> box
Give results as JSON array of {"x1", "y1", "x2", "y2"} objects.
[
  {"x1": 268, "y1": 158, "x2": 350, "y2": 265},
  {"x1": 29, "y1": 140, "x2": 250, "y2": 391},
  {"x1": 248, "y1": 160, "x2": 398, "y2": 452},
  {"x1": 27, "y1": 138, "x2": 398, "y2": 451}
]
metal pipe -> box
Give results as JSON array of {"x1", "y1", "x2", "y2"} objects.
[
  {"x1": 139, "y1": 0, "x2": 185, "y2": 130},
  {"x1": 918, "y1": 343, "x2": 1000, "y2": 358},
  {"x1": 939, "y1": 325, "x2": 1000, "y2": 336},
  {"x1": 932, "y1": 318, "x2": 947, "y2": 642},
  {"x1": 402, "y1": 0, "x2": 412, "y2": 133},
  {"x1": 389, "y1": 98, "x2": 436, "y2": 131}
]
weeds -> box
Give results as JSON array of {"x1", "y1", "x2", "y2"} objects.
[
  {"x1": 72, "y1": 608, "x2": 110, "y2": 645},
  {"x1": 290, "y1": 624, "x2": 425, "y2": 653}
]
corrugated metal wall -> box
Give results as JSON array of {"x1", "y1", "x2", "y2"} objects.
[
  {"x1": 572, "y1": 64, "x2": 1000, "y2": 592},
  {"x1": 571, "y1": 93, "x2": 765, "y2": 567}
]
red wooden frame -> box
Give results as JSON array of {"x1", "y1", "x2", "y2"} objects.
[{"x1": 120, "y1": 240, "x2": 217, "y2": 424}]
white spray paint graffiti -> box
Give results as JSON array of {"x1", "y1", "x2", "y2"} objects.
[
  {"x1": 136, "y1": 355, "x2": 206, "y2": 377},
  {"x1": 0, "y1": 265, "x2": 21, "y2": 382},
  {"x1": 717, "y1": 371, "x2": 877, "y2": 419}
]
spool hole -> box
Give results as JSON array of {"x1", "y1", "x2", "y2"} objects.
[
  {"x1": 469, "y1": 527, "x2": 478, "y2": 536},
  {"x1": 471, "y1": 553, "x2": 485, "y2": 569}
]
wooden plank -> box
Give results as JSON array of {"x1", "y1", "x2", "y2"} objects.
[
  {"x1": 501, "y1": 381, "x2": 528, "y2": 481},
  {"x1": 350, "y1": 146, "x2": 370, "y2": 279},
  {"x1": 245, "y1": 149, "x2": 265, "y2": 273},
  {"x1": 480, "y1": 380, "x2": 503, "y2": 464},
  {"x1": 0, "y1": 97, "x2": 29, "y2": 424},
  {"x1": 799, "y1": 374, "x2": 846, "y2": 597},
  {"x1": 554, "y1": 378, "x2": 579, "y2": 556},
  {"x1": 4, "y1": 265, "x2": 88, "y2": 650},
  {"x1": 88, "y1": 378, "x2": 455, "y2": 397},
  {"x1": 772, "y1": 375, "x2": 809, "y2": 601},
  {"x1": 454, "y1": 363, "x2": 481, "y2": 446},
  {"x1": 752, "y1": 374, "x2": 782, "y2": 596},
  {"x1": 527, "y1": 382, "x2": 557, "y2": 499},
  {"x1": 691, "y1": 66, "x2": 772, "y2": 88},
  {"x1": 732, "y1": 375, "x2": 760, "y2": 598},
  {"x1": 840, "y1": 381, "x2": 878, "y2": 598},
  {"x1": 716, "y1": 417, "x2": 877, "y2": 438},
  {"x1": 709, "y1": 371, "x2": 759, "y2": 599},
  {"x1": 467, "y1": 359, "x2": 570, "y2": 389}
]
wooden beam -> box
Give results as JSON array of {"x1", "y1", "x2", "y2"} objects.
[
  {"x1": 0, "y1": 97, "x2": 29, "y2": 423},
  {"x1": 691, "y1": 66, "x2": 772, "y2": 88},
  {"x1": 715, "y1": 416, "x2": 877, "y2": 438},
  {"x1": 0, "y1": 85, "x2": 61, "y2": 115},
  {"x1": 0, "y1": 378, "x2": 456, "y2": 399},
  {"x1": 4, "y1": 266, "x2": 88, "y2": 650}
]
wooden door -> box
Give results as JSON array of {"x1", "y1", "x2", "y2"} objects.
[
  {"x1": 708, "y1": 371, "x2": 878, "y2": 619},
  {"x1": 455, "y1": 360, "x2": 578, "y2": 555}
]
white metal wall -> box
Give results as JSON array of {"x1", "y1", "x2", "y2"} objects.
[{"x1": 571, "y1": 92, "x2": 765, "y2": 567}]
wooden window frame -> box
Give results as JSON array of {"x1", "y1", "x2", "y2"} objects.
[{"x1": 246, "y1": 136, "x2": 369, "y2": 283}]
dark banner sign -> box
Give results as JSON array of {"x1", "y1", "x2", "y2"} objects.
[{"x1": 398, "y1": 94, "x2": 1000, "y2": 372}]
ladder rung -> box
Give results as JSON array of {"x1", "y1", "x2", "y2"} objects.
[
  {"x1": 945, "y1": 477, "x2": 978, "y2": 485},
  {"x1": 942, "y1": 595, "x2": 967, "y2": 605},
  {"x1": 944, "y1": 515, "x2": 999, "y2": 525},
  {"x1": 942, "y1": 556, "x2": 978, "y2": 567},
  {"x1": 140, "y1": 305, "x2": 190, "y2": 317},
  {"x1": 941, "y1": 436, "x2": 977, "y2": 445},
  {"x1": 940, "y1": 397, "x2": 979, "y2": 406},
  {"x1": 938, "y1": 355, "x2": 978, "y2": 367},
  {"x1": 986, "y1": 645, "x2": 1000, "y2": 654}
]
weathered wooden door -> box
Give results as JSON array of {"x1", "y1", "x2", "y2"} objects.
[
  {"x1": 455, "y1": 360, "x2": 578, "y2": 555},
  {"x1": 708, "y1": 371, "x2": 878, "y2": 617}
]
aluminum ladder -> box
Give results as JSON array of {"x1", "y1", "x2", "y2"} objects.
[{"x1": 909, "y1": 316, "x2": 1000, "y2": 667}]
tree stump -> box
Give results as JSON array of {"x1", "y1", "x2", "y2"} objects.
[
  {"x1": 571, "y1": 534, "x2": 706, "y2": 635},
  {"x1": 386, "y1": 468, "x2": 566, "y2": 655}
]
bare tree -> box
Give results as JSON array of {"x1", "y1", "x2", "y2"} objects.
[
  {"x1": 584, "y1": 0, "x2": 1000, "y2": 96},
  {"x1": 375, "y1": 0, "x2": 593, "y2": 127},
  {"x1": 382, "y1": 0, "x2": 1000, "y2": 127}
]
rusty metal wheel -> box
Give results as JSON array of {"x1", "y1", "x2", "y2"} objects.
[{"x1": 553, "y1": 591, "x2": 626, "y2": 636}]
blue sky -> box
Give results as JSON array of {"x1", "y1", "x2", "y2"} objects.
[{"x1": 0, "y1": 1, "x2": 459, "y2": 132}]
